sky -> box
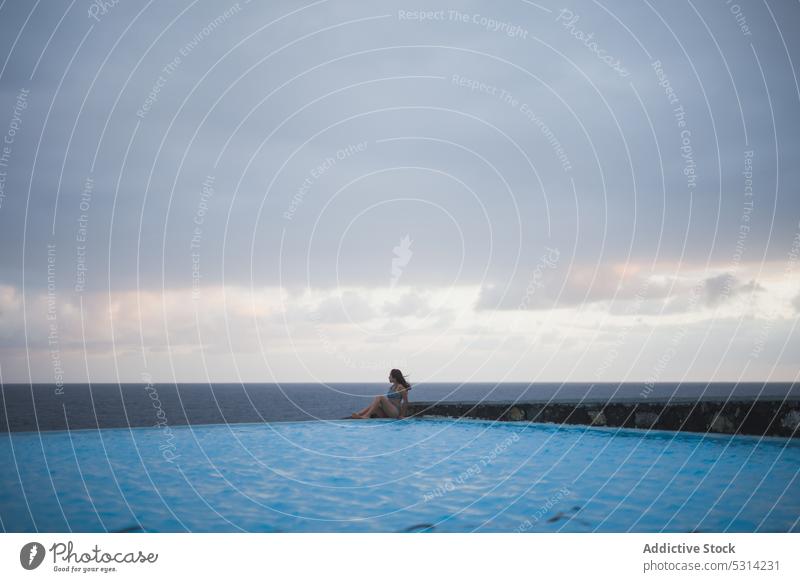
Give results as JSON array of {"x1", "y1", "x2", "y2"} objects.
[{"x1": 0, "y1": 0, "x2": 798, "y2": 384}]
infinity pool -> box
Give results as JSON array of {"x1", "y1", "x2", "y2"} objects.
[{"x1": 1, "y1": 418, "x2": 798, "y2": 532}]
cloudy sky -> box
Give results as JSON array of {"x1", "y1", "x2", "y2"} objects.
[{"x1": 0, "y1": 0, "x2": 798, "y2": 384}]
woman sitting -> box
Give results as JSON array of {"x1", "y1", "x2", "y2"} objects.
[{"x1": 350, "y1": 369, "x2": 411, "y2": 419}]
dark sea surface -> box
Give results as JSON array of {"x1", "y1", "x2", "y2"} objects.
[{"x1": 1, "y1": 382, "x2": 797, "y2": 433}]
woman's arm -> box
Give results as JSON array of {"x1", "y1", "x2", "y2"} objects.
[{"x1": 399, "y1": 389, "x2": 409, "y2": 418}]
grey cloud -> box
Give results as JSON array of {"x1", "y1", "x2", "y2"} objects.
[
  {"x1": 1, "y1": 0, "x2": 799, "y2": 296},
  {"x1": 477, "y1": 264, "x2": 676, "y2": 311},
  {"x1": 2, "y1": 0, "x2": 800, "y2": 382},
  {"x1": 704, "y1": 273, "x2": 765, "y2": 307},
  {"x1": 311, "y1": 291, "x2": 376, "y2": 324},
  {"x1": 382, "y1": 291, "x2": 430, "y2": 317}
]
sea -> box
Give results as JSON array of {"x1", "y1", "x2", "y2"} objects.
[{"x1": 1, "y1": 382, "x2": 797, "y2": 433}]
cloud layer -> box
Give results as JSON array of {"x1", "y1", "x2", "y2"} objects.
[{"x1": 1, "y1": 0, "x2": 799, "y2": 382}]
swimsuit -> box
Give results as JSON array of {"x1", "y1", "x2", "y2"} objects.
[{"x1": 387, "y1": 388, "x2": 405, "y2": 412}]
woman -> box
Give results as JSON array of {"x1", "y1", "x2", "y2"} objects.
[{"x1": 350, "y1": 369, "x2": 411, "y2": 419}]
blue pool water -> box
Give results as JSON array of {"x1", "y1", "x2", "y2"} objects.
[{"x1": 1, "y1": 418, "x2": 798, "y2": 532}]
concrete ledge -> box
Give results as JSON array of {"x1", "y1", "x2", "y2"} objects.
[{"x1": 406, "y1": 398, "x2": 800, "y2": 438}]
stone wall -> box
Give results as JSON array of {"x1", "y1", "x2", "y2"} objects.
[{"x1": 406, "y1": 398, "x2": 800, "y2": 438}]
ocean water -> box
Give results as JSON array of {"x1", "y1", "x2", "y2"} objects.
[
  {"x1": 1, "y1": 418, "x2": 797, "y2": 532},
  {"x1": 1, "y1": 382, "x2": 797, "y2": 432}
]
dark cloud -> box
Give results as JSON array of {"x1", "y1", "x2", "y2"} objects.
[{"x1": 0, "y1": 0, "x2": 798, "y2": 295}]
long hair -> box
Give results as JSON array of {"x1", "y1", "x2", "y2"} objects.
[{"x1": 390, "y1": 369, "x2": 411, "y2": 389}]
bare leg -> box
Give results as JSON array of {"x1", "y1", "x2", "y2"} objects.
[
  {"x1": 379, "y1": 397, "x2": 400, "y2": 418},
  {"x1": 355, "y1": 396, "x2": 394, "y2": 419},
  {"x1": 356, "y1": 401, "x2": 388, "y2": 417},
  {"x1": 352, "y1": 408, "x2": 386, "y2": 418},
  {"x1": 360, "y1": 396, "x2": 384, "y2": 418},
  {"x1": 352, "y1": 396, "x2": 384, "y2": 419}
]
